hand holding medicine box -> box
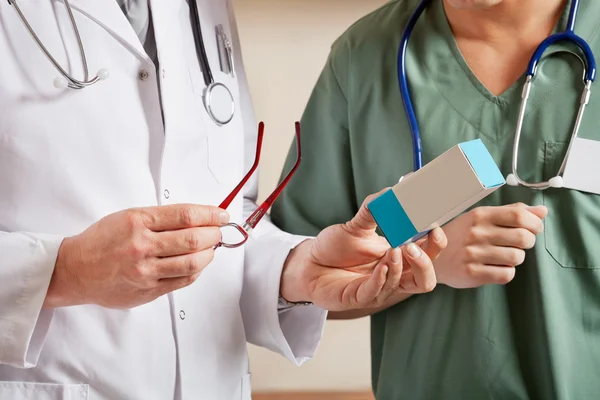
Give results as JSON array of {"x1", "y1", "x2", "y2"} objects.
[{"x1": 367, "y1": 139, "x2": 506, "y2": 248}]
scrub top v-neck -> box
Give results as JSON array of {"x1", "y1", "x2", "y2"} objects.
[{"x1": 271, "y1": 0, "x2": 600, "y2": 399}]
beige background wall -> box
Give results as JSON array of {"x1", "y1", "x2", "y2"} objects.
[{"x1": 233, "y1": 0, "x2": 387, "y2": 392}]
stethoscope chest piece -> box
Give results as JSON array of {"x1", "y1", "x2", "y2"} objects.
[{"x1": 204, "y1": 82, "x2": 235, "y2": 126}]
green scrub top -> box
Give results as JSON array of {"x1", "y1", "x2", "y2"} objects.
[{"x1": 270, "y1": 0, "x2": 600, "y2": 398}]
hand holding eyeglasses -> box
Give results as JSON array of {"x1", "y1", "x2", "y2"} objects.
[{"x1": 45, "y1": 204, "x2": 229, "y2": 309}]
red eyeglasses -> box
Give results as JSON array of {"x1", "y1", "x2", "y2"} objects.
[{"x1": 215, "y1": 121, "x2": 302, "y2": 249}]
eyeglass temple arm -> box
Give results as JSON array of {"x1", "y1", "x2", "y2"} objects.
[
  {"x1": 244, "y1": 122, "x2": 302, "y2": 230},
  {"x1": 218, "y1": 122, "x2": 265, "y2": 209}
]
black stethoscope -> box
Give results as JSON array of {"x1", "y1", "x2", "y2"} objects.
[
  {"x1": 8, "y1": 0, "x2": 236, "y2": 126},
  {"x1": 189, "y1": 0, "x2": 235, "y2": 126}
]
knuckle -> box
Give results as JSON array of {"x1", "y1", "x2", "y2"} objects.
[
  {"x1": 185, "y1": 232, "x2": 202, "y2": 251},
  {"x1": 124, "y1": 210, "x2": 142, "y2": 231},
  {"x1": 208, "y1": 208, "x2": 222, "y2": 226},
  {"x1": 469, "y1": 208, "x2": 485, "y2": 224},
  {"x1": 186, "y1": 257, "x2": 200, "y2": 275},
  {"x1": 129, "y1": 237, "x2": 149, "y2": 259},
  {"x1": 466, "y1": 227, "x2": 484, "y2": 244},
  {"x1": 137, "y1": 208, "x2": 156, "y2": 228},
  {"x1": 511, "y1": 209, "x2": 527, "y2": 227},
  {"x1": 179, "y1": 207, "x2": 196, "y2": 227},
  {"x1": 507, "y1": 249, "x2": 526, "y2": 266},
  {"x1": 495, "y1": 268, "x2": 516, "y2": 285},
  {"x1": 465, "y1": 263, "x2": 478, "y2": 278},
  {"x1": 516, "y1": 229, "x2": 535, "y2": 249},
  {"x1": 464, "y1": 246, "x2": 478, "y2": 262},
  {"x1": 131, "y1": 262, "x2": 148, "y2": 280},
  {"x1": 130, "y1": 263, "x2": 155, "y2": 288}
]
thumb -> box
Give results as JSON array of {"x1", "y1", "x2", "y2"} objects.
[
  {"x1": 346, "y1": 188, "x2": 390, "y2": 233},
  {"x1": 527, "y1": 205, "x2": 548, "y2": 219}
]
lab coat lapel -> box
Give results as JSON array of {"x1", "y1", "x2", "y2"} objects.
[{"x1": 57, "y1": 0, "x2": 149, "y2": 59}]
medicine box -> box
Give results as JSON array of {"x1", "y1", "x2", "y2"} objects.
[{"x1": 367, "y1": 139, "x2": 505, "y2": 248}]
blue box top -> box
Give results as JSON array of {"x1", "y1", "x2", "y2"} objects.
[{"x1": 458, "y1": 139, "x2": 506, "y2": 188}]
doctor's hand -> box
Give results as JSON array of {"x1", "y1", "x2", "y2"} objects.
[
  {"x1": 279, "y1": 191, "x2": 447, "y2": 312},
  {"x1": 44, "y1": 204, "x2": 229, "y2": 309},
  {"x1": 434, "y1": 203, "x2": 548, "y2": 289}
]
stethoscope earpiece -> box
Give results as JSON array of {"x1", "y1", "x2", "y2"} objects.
[
  {"x1": 97, "y1": 69, "x2": 110, "y2": 81},
  {"x1": 506, "y1": 174, "x2": 519, "y2": 187},
  {"x1": 53, "y1": 77, "x2": 69, "y2": 89},
  {"x1": 548, "y1": 176, "x2": 564, "y2": 188}
]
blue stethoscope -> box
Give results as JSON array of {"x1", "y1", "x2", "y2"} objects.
[{"x1": 399, "y1": 0, "x2": 596, "y2": 190}]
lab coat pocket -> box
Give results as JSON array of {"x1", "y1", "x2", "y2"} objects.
[
  {"x1": 241, "y1": 373, "x2": 252, "y2": 400},
  {"x1": 0, "y1": 382, "x2": 89, "y2": 400},
  {"x1": 542, "y1": 141, "x2": 600, "y2": 269},
  {"x1": 189, "y1": 71, "x2": 243, "y2": 186}
]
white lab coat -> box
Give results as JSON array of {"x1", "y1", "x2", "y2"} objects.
[{"x1": 0, "y1": 1, "x2": 327, "y2": 399}]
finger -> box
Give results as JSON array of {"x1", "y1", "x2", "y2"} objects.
[
  {"x1": 152, "y1": 227, "x2": 222, "y2": 257},
  {"x1": 527, "y1": 205, "x2": 548, "y2": 219},
  {"x1": 377, "y1": 248, "x2": 404, "y2": 300},
  {"x1": 506, "y1": 203, "x2": 549, "y2": 220},
  {"x1": 418, "y1": 228, "x2": 448, "y2": 261},
  {"x1": 153, "y1": 249, "x2": 215, "y2": 278},
  {"x1": 488, "y1": 205, "x2": 545, "y2": 233},
  {"x1": 354, "y1": 263, "x2": 389, "y2": 306},
  {"x1": 156, "y1": 271, "x2": 203, "y2": 296},
  {"x1": 468, "y1": 245, "x2": 526, "y2": 267},
  {"x1": 467, "y1": 264, "x2": 516, "y2": 286},
  {"x1": 141, "y1": 204, "x2": 230, "y2": 231},
  {"x1": 485, "y1": 227, "x2": 537, "y2": 249},
  {"x1": 402, "y1": 243, "x2": 437, "y2": 292},
  {"x1": 346, "y1": 188, "x2": 391, "y2": 233},
  {"x1": 399, "y1": 270, "x2": 418, "y2": 292}
]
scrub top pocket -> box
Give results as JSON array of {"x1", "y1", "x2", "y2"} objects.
[{"x1": 542, "y1": 141, "x2": 600, "y2": 269}]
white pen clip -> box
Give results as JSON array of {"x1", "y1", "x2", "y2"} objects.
[{"x1": 216, "y1": 24, "x2": 235, "y2": 77}]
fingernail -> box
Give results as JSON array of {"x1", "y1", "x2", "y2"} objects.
[
  {"x1": 218, "y1": 210, "x2": 230, "y2": 224},
  {"x1": 432, "y1": 228, "x2": 444, "y2": 243},
  {"x1": 406, "y1": 243, "x2": 421, "y2": 258}
]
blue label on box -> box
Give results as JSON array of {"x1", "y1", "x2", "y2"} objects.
[{"x1": 367, "y1": 189, "x2": 418, "y2": 248}]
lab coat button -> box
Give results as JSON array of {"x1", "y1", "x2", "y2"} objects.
[
  {"x1": 163, "y1": 189, "x2": 170, "y2": 199},
  {"x1": 179, "y1": 310, "x2": 186, "y2": 320},
  {"x1": 139, "y1": 70, "x2": 150, "y2": 81}
]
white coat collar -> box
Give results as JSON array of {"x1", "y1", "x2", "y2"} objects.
[{"x1": 57, "y1": 0, "x2": 150, "y2": 61}]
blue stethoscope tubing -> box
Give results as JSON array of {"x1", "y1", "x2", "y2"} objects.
[{"x1": 398, "y1": 0, "x2": 596, "y2": 172}]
